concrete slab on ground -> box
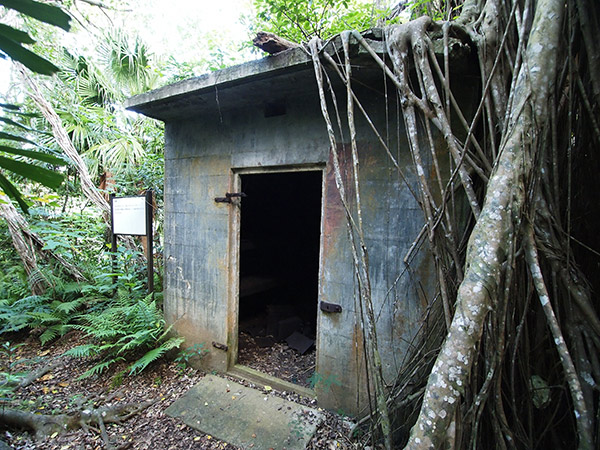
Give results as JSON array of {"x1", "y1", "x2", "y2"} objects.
[{"x1": 165, "y1": 374, "x2": 323, "y2": 450}]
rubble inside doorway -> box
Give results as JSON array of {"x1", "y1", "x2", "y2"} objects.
[
  {"x1": 238, "y1": 292, "x2": 317, "y2": 388},
  {"x1": 238, "y1": 332, "x2": 316, "y2": 388}
]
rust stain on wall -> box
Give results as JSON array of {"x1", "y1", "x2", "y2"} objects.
[{"x1": 322, "y1": 144, "x2": 354, "y2": 239}]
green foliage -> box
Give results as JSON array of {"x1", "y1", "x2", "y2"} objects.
[
  {"x1": 174, "y1": 343, "x2": 209, "y2": 372},
  {"x1": 250, "y1": 0, "x2": 389, "y2": 42},
  {"x1": 0, "y1": 0, "x2": 73, "y2": 210},
  {"x1": 0, "y1": 152, "x2": 64, "y2": 187},
  {"x1": 66, "y1": 294, "x2": 184, "y2": 378},
  {"x1": 0, "y1": 208, "x2": 165, "y2": 362},
  {"x1": 59, "y1": 49, "x2": 120, "y2": 108},
  {"x1": 399, "y1": 0, "x2": 460, "y2": 21},
  {"x1": 0, "y1": 103, "x2": 68, "y2": 212},
  {"x1": 0, "y1": 210, "x2": 99, "y2": 343},
  {"x1": 0, "y1": 0, "x2": 183, "y2": 385},
  {"x1": 104, "y1": 247, "x2": 147, "y2": 295},
  {"x1": 118, "y1": 148, "x2": 164, "y2": 196},
  {"x1": 87, "y1": 136, "x2": 145, "y2": 178},
  {"x1": 0, "y1": 295, "x2": 50, "y2": 333},
  {"x1": 249, "y1": 0, "x2": 461, "y2": 44},
  {"x1": 97, "y1": 28, "x2": 156, "y2": 96},
  {"x1": 0, "y1": 0, "x2": 70, "y2": 75},
  {"x1": 0, "y1": 0, "x2": 71, "y2": 31},
  {"x1": 29, "y1": 209, "x2": 106, "y2": 273},
  {"x1": 0, "y1": 281, "x2": 86, "y2": 344},
  {"x1": 50, "y1": 37, "x2": 164, "y2": 190},
  {"x1": 128, "y1": 336, "x2": 184, "y2": 375},
  {"x1": 49, "y1": 242, "x2": 175, "y2": 378}
]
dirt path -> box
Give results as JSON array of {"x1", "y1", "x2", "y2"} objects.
[{"x1": 0, "y1": 331, "x2": 356, "y2": 449}]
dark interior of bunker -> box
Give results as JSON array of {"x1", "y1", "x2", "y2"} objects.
[{"x1": 237, "y1": 171, "x2": 322, "y2": 388}]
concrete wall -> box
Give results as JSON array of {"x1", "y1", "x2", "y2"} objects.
[{"x1": 162, "y1": 81, "x2": 434, "y2": 415}]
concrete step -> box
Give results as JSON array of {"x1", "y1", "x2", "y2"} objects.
[{"x1": 165, "y1": 374, "x2": 323, "y2": 449}]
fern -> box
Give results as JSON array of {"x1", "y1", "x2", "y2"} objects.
[
  {"x1": 68, "y1": 293, "x2": 183, "y2": 378},
  {"x1": 79, "y1": 357, "x2": 124, "y2": 379},
  {"x1": 128, "y1": 336, "x2": 184, "y2": 375},
  {"x1": 28, "y1": 311, "x2": 61, "y2": 324},
  {"x1": 0, "y1": 289, "x2": 88, "y2": 344},
  {"x1": 40, "y1": 325, "x2": 65, "y2": 346},
  {"x1": 0, "y1": 295, "x2": 51, "y2": 334},
  {"x1": 60, "y1": 282, "x2": 85, "y2": 295},
  {"x1": 12, "y1": 295, "x2": 48, "y2": 309},
  {"x1": 64, "y1": 344, "x2": 100, "y2": 358},
  {"x1": 115, "y1": 329, "x2": 157, "y2": 354},
  {"x1": 54, "y1": 297, "x2": 86, "y2": 314},
  {"x1": 74, "y1": 321, "x2": 120, "y2": 340}
]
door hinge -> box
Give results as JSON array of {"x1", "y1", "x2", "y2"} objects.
[
  {"x1": 320, "y1": 301, "x2": 342, "y2": 313},
  {"x1": 212, "y1": 341, "x2": 228, "y2": 351},
  {"x1": 215, "y1": 192, "x2": 247, "y2": 203}
]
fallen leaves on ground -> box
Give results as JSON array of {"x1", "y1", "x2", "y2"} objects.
[{"x1": 0, "y1": 330, "x2": 359, "y2": 449}]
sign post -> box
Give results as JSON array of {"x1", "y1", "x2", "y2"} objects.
[
  {"x1": 145, "y1": 190, "x2": 154, "y2": 293},
  {"x1": 110, "y1": 190, "x2": 154, "y2": 294}
]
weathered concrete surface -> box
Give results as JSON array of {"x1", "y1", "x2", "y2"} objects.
[
  {"x1": 158, "y1": 80, "x2": 429, "y2": 416},
  {"x1": 128, "y1": 28, "x2": 479, "y2": 416},
  {"x1": 166, "y1": 375, "x2": 323, "y2": 450},
  {"x1": 125, "y1": 31, "x2": 387, "y2": 122}
]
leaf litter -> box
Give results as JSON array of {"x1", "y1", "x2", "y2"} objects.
[{"x1": 0, "y1": 330, "x2": 358, "y2": 449}]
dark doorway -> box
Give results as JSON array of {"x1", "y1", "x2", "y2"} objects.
[{"x1": 237, "y1": 170, "x2": 322, "y2": 387}]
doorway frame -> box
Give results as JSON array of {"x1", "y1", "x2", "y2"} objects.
[{"x1": 225, "y1": 163, "x2": 326, "y2": 394}]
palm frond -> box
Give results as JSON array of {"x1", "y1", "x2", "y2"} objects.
[
  {"x1": 98, "y1": 28, "x2": 155, "y2": 95},
  {"x1": 87, "y1": 135, "x2": 145, "y2": 174}
]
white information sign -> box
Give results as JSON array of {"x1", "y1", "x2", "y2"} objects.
[{"x1": 112, "y1": 196, "x2": 147, "y2": 235}]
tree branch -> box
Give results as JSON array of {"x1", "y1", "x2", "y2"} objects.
[
  {"x1": 16, "y1": 65, "x2": 110, "y2": 216},
  {"x1": 0, "y1": 400, "x2": 155, "y2": 441}
]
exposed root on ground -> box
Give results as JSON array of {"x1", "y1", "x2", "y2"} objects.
[{"x1": 0, "y1": 400, "x2": 155, "y2": 448}]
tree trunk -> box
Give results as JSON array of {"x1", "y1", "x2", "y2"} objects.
[
  {"x1": 403, "y1": 0, "x2": 591, "y2": 448},
  {"x1": 0, "y1": 193, "x2": 45, "y2": 294},
  {"x1": 16, "y1": 65, "x2": 110, "y2": 216}
]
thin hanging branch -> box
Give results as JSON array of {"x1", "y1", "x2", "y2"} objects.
[
  {"x1": 524, "y1": 222, "x2": 593, "y2": 448},
  {"x1": 309, "y1": 36, "x2": 393, "y2": 449}
]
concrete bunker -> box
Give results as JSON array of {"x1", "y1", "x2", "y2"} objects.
[{"x1": 125, "y1": 29, "x2": 477, "y2": 416}]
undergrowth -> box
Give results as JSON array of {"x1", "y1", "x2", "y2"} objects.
[
  {"x1": 0, "y1": 213, "x2": 182, "y2": 379},
  {"x1": 66, "y1": 293, "x2": 183, "y2": 378}
]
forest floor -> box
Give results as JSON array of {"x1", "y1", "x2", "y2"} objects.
[{"x1": 0, "y1": 330, "x2": 357, "y2": 450}]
